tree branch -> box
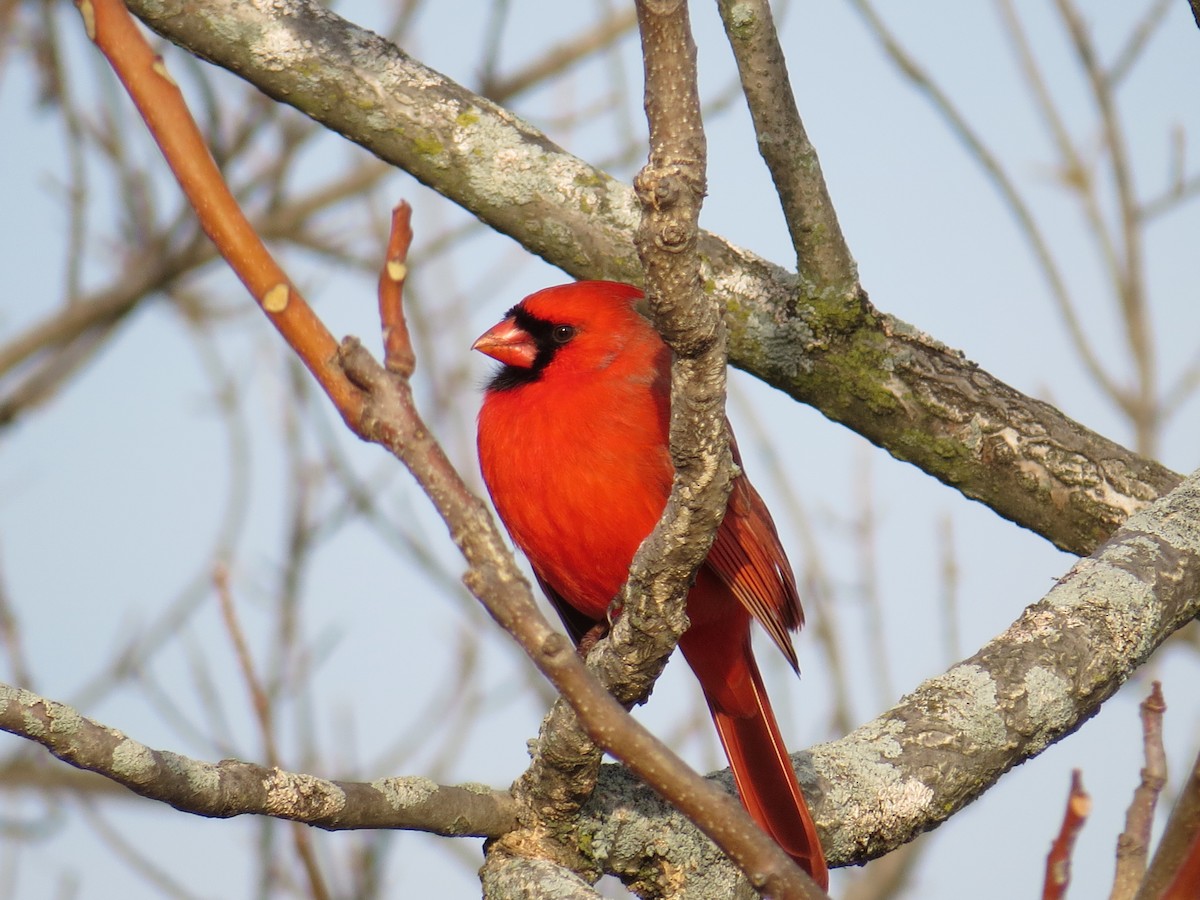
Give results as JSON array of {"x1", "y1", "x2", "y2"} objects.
[
  {"x1": 717, "y1": 0, "x2": 857, "y2": 301},
  {"x1": 1110, "y1": 682, "x2": 1167, "y2": 899},
  {"x1": 0, "y1": 681, "x2": 520, "y2": 836},
  {"x1": 1042, "y1": 771, "x2": 1089, "y2": 900},
  {"x1": 124, "y1": 0, "x2": 1181, "y2": 556}
]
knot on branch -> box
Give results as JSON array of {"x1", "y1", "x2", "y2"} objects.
[
  {"x1": 651, "y1": 300, "x2": 724, "y2": 360},
  {"x1": 634, "y1": 166, "x2": 678, "y2": 210},
  {"x1": 634, "y1": 163, "x2": 705, "y2": 216}
]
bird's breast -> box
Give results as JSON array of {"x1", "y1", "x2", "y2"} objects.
[{"x1": 478, "y1": 378, "x2": 671, "y2": 620}]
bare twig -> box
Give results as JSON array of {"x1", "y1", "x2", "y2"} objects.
[
  {"x1": 1108, "y1": 0, "x2": 1174, "y2": 86},
  {"x1": 717, "y1": 0, "x2": 858, "y2": 301},
  {"x1": 75, "y1": 0, "x2": 362, "y2": 420},
  {"x1": 214, "y1": 567, "x2": 331, "y2": 900},
  {"x1": 482, "y1": 7, "x2": 637, "y2": 102},
  {"x1": 77, "y1": 799, "x2": 205, "y2": 900},
  {"x1": 1055, "y1": 0, "x2": 1157, "y2": 455},
  {"x1": 854, "y1": 450, "x2": 892, "y2": 708},
  {"x1": 994, "y1": 0, "x2": 1124, "y2": 384},
  {"x1": 854, "y1": 0, "x2": 1125, "y2": 406},
  {"x1": 1043, "y1": 771, "x2": 1090, "y2": 900},
  {"x1": 0, "y1": 552, "x2": 33, "y2": 688},
  {"x1": 938, "y1": 513, "x2": 962, "y2": 663},
  {"x1": 839, "y1": 840, "x2": 922, "y2": 900},
  {"x1": 1109, "y1": 682, "x2": 1167, "y2": 900},
  {"x1": 377, "y1": 204, "x2": 415, "y2": 378}
]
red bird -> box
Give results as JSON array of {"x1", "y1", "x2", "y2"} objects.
[{"x1": 474, "y1": 281, "x2": 827, "y2": 888}]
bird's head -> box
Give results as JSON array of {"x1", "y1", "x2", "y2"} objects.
[{"x1": 473, "y1": 281, "x2": 662, "y2": 391}]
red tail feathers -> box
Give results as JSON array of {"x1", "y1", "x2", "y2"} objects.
[{"x1": 709, "y1": 655, "x2": 828, "y2": 891}]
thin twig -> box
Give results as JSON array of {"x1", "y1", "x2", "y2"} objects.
[
  {"x1": 0, "y1": 551, "x2": 34, "y2": 688},
  {"x1": 1108, "y1": 0, "x2": 1174, "y2": 87},
  {"x1": 214, "y1": 566, "x2": 331, "y2": 900},
  {"x1": 1043, "y1": 770, "x2": 1090, "y2": 900},
  {"x1": 76, "y1": 0, "x2": 362, "y2": 420},
  {"x1": 1108, "y1": 682, "x2": 1167, "y2": 900},
  {"x1": 717, "y1": 0, "x2": 858, "y2": 300},
  {"x1": 482, "y1": 7, "x2": 637, "y2": 102},
  {"x1": 1055, "y1": 0, "x2": 1157, "y2": 454}
]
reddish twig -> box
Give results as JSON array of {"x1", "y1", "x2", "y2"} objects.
[
  {"x1": 76, "y1": 0, "x2": 361, "y2": 421},
  {"x1": 1160, "y1": 827, "x2": 1200, "y2": 900},
  {"x1": 1043, "y1": 770, "x2": 1090, "y2": 900},
  {"x1": 377, "y1": 203, "x2": 415, "y2": 378}
]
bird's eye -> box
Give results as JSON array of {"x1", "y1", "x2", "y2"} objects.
[{"x1": 552, "y1": 325, "x2": 576, "y2": 344}]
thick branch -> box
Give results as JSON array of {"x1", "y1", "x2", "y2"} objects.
[
  {"x1": 125, "y1": 0, "x2": 1181, "y2": 556},
  {"x1": 810, "y1": 463, "x2": 1200, "y2": 861}
]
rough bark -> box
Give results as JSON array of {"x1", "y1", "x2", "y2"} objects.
[{"x1": 0, "y1": 683, "x2": 518, "y2": 835}]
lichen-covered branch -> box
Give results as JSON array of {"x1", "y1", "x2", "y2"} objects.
[
  {"x1": 481, "y1": 858, "x2": 603, "y2": 900},
  {"x1": 625, "y1": 0, "x2": 730, "y2": 657},
  {"x1": 0, "y1": 682, "x2": 519, "y2": 836},
  {"x1": 124, "y1": 0, "x2": 1181, "y2": 556},
  {"x1": 812, "y1": 463, "x2": 1200, "y2": 861}
]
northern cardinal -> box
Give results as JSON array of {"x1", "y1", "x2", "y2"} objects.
[{"x1": 474, "y1": 280, "x2": 827, "y2": 888}]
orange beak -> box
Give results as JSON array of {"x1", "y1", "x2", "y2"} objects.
[{"x1": 472, "y1": 317, "x2": 538, "y2": 368}]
